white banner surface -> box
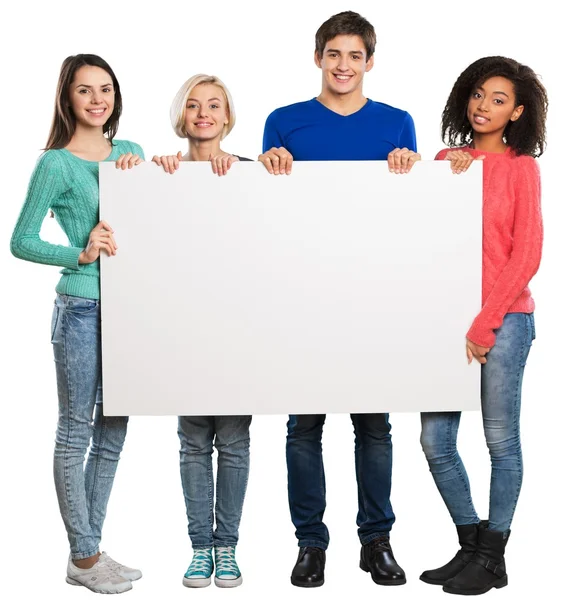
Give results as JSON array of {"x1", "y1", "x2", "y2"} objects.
[{"x1": 100, "y1": 161, "x2": 482, "y2": 416}]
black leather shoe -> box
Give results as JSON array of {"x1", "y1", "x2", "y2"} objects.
[
  {"x1": 360, "y1": 536, "x2": 406, "y2": 585},
  {"x1": 291, "y1": 547, "x2": 326, "y2": 588}
]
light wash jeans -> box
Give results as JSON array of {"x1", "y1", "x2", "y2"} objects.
[
  {"x1": 51, "y1": 294, "x2": 128, "y2": 559},
  {"x1": 420, "y1": 313, "x2": 535, "y2": 532},
  {"x1": 178, "y1": 415, "x2": 251, "y2": 548}
]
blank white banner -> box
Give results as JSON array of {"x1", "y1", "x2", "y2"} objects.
[{"x1": 99, "y1": 161, "x2": 481, "y2": 416}]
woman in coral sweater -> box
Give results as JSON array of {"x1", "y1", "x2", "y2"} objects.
[{"x1": 419, "y1": 56, "x2": 548, "y2": 596}]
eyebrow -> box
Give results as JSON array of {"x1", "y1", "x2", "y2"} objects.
[
  {"x1": 476, "y1": 87, "x2": 509, "y2": 98},
  {"x1": 75, "y1": 83, "x2": 113, "y2": 88},
  {"x1": 325, "y1": 48, "x2": 364, "y2": 55},
  {"x1": 187, "y1": 97, "x2": 222, "y2": 103}
]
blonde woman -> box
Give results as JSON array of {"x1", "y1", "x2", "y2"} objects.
[{"x1": 153, "y1": 74, "x2": 251, "y2": 588}]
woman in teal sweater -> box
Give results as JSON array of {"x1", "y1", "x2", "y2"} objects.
[{"x1": 11, "y1": 54, "x2": 144, "y2": 595}]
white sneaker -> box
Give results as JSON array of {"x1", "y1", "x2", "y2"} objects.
[
  {"x1": 100, "y1": 552, "x2": 143, "y2": 581},
  {"x1": 66, "y1": 555, "x2": 132, "y2": 594}
]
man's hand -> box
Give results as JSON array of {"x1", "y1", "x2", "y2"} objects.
[{"x1": 258, "y1": 147, "x2": 293, "y2": 175}]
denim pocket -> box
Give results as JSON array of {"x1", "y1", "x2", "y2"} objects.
[{"x1": 66, "y1": 297, "x2": 98, "y2": 314}]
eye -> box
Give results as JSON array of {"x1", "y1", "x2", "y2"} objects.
[
  {"x1": 186, "y1": 103, "x2": 198, "y2": 109},
  {"x1": 102, "y1": 87, "x2": 112, "y2": 93},
  {"x1": 494, "y1": 99, "x2": 504, "y2": 105},
  {"x1": 210, "y1": 104, "x2": 220, "y2": 109},
  {"x1": 78, "y1": 89, "x2": 89, "y2": 94},
  {"x1": 472, "y1": 92, "x2": 482, "y2": 99}
]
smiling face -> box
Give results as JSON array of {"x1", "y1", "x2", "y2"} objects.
[
  {"x1": 467, "y1": 76, "x2": 524, "y2": 139},
  {"x1": 315, "y1": 34, "x2": 373, "y2": 99},
  {"x1": 68, "y1": 65, "x2": 115, "y2": 129},
  {"x1": 182, "y1": 83, "x2": 229, "y2": 142}
]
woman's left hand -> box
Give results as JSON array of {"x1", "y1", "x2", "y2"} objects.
[
  {"x1": 466, "y1": 339, "x2": 490, "y2": 364},
  {"x1": 210, "y1": 153, "x2": 239, "y2": 176},
  {"x1": 115, "y1": 153, "x2": 143, "y2": 170}
]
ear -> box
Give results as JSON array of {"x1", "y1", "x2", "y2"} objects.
[
  {"x1": 365, "y1": 55, "x2": 374, "y2": 73},
  {"x1": 314, "y1": 50, "x2": 322, "y2": 69},
  {"x1": 510, "y1": 105, "x2": 524, "y2": 122}
]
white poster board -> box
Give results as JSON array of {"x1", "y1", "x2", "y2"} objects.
[{"x1": 100, "y1": 161, "x2": 482, "y2": 416}]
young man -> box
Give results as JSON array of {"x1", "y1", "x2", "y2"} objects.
[{"x1": 259, "y1": 11, "x2": 418, "y2": 589}]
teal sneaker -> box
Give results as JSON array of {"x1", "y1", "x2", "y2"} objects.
[
  {"x1": 183, "y1": 548, "x2": 213, "y2": 588},
  {"x1": 214, "y1": 547, "x2": 242, "y2": 588}
]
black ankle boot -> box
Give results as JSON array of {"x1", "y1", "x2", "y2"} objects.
[
  {"x1": 420, "y1": 522, "x2": 479, "y2": 585},
  {"x1": 443, "y1": 524, "x2": 509, "y2": 595}
]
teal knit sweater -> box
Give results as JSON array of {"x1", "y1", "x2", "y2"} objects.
[{"x1": 11, "y1": 140, "x2": 144, "y2": 300}]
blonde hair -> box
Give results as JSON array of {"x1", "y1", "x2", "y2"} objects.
[{"x1": 170, "y1": 74, "x2": 236, "y2": 140}]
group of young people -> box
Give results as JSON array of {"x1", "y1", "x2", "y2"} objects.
[{"x1": 10, "y1": 9, "x2": 547, "y2": 597}]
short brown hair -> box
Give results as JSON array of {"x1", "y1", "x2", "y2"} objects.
[{"x1": 315, "y1": 11, "x2": 376, "y2": 60}]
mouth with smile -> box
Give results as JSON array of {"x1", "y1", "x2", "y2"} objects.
[
  {"x1": 333, "y1": 73, "x2": 353, "y2": 83},
  {"x1": 87, "y1": 108, "x2": 107, "y2": 117},
  {"x1": 473, "y1": 114, "x2": 489, "y2": 124},
  {"x1": 194, "y1": 121, "x2": 214, "y2": 128}
]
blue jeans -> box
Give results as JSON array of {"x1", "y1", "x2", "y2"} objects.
[
  {"x1": 286, "y1": 413, "x2": 394, "y2": 549},
  {"x1": 178, "y1": 415, "x2": 251, "y2": 548},
  {"x1": 51, "y1": 294, "x2": 128, "y2": 559},
  {"x1": 420, "y1": 313, "x2": 535, "y2": 532}
]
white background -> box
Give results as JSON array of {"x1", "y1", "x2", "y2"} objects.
[{"x1": 1, "y1": 1, "x2": 558, "y2": 599}]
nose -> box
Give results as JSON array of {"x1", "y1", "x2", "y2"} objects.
[
  {"x1": 477, "y1": 95, "x2": 490, "y2": 112},
  {"x1": 337, "y1": 56, "x2": 350, "y2": 71},
  {"x1": 198, "y1": 105, "x2": 209, "y2": 117},
  {"x1": 91, "y1": 90, "x2": 103, "y2": 104}
]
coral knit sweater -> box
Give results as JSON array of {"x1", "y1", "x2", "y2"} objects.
[{"x1": 436, "y1": 146, "x2": 543, "y2": 348}]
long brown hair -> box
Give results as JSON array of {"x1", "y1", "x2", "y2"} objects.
[{"x1": 45, "y1": 54, "x2": 122, "y2": 150}]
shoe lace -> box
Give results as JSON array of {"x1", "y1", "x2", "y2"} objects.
[
  {"x1": 81, "y1": 561, "x2": 123, "y2": 584},
  {"x1": 186, "y1": 549, "x2": 213, "y2": 576},
  {"x1": 98, "y1": 553, "x2": 122, "y2": 575},
  {"x1": 369, "y1": 537, "x2": 392, "y2": 555},
  {"x1": 215, "y1": 547, "x2": 240, "y2": 576}
]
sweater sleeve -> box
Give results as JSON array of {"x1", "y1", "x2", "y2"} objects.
[
  {"x1": 10, "y1": 152, "x2": 83, "y2": 270},
  {"x1": 262, "y1": 110, "x2": 284, "y2": 152},
  {"x1": 466, "y1": 157, "x2": 543, "y2": 347},
  {"x1": 131, "y1": 142, "x2": 145, "y2": 161}
]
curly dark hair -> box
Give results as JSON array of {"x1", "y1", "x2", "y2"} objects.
[
  {"x1": 315, "y1": 11, "x2": 376, "y2": 60},
  {"x1": 441, "y1": 56, "x2": 547, "y2": 157}
]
